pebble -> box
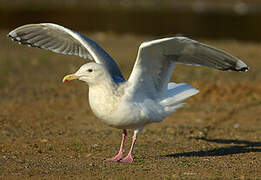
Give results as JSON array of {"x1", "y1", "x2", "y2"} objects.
[{"x1": 233, "y1": 123, "x2": 240, "y2": 129}]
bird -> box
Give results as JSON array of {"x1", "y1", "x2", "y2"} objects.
[{"x1": 8, "y1": 23, "x2": 248, "y2": 163}]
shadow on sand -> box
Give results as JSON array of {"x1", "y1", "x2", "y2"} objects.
[{"x1": 163, "y1": 138, "x2": 261, "y2": 158}]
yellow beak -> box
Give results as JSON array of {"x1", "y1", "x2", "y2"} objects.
[{"x1": 62, "y1": 74, "x2": 79, "y2": 82}]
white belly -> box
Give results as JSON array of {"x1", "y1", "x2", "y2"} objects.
[{"x1": 89, "y1": 86, "x2": 165, "y2": 129}]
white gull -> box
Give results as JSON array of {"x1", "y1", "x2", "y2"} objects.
[{"x1": 8, "y1": 23, "x2": 248, "y2": 163}]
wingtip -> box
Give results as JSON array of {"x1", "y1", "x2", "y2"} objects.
[
  {"x1": 8, "y1": 30, "x2": 17, "y2": 38},
  {"x1": 236, "y1": 60, "x2": 249, "y2": 72},
  {"x1": 7, "y1": 30, "x2": 24, "y2": 43},
  {"x1": 237, "y1": 66, "x2": 249, "y2": 72},
  {"x1": 7, "y1": 34, "x2": 13, "y2": 41}
]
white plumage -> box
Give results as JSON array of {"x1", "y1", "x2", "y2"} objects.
[{"x1": 8, "y1": 23, "x2": 248, "y2": 163}]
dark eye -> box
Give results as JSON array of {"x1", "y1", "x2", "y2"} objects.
[{"x1": 87, "y1": 69, "x2": 93, "y2": 72}]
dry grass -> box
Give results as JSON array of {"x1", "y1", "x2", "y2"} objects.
[{"x1": 0, "y1": 31, "x2": 260, "y2": 179}]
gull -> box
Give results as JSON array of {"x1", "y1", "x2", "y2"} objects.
[{"x1": 8, "y1": 23, "x2": 248, "y2": 163}]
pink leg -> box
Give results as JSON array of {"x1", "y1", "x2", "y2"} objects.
[
  {"x1": 120, "y1": 132, "x2": 137, "y2": 163},
  {"x1": 106, "y1": 129, "x2": 127, "y2": 162}
]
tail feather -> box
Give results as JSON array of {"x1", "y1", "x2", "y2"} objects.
[
  {"x1": 159, "y1": 82, "x2": 199, "y2": 115},
  {"x1": 164, "y1": 103, "x2": 186, "y2": 114}
]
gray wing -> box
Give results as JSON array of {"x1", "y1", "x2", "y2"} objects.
[
  {"x1": 8, "y1": 23, "x2": 125, "y2": 83},
  {"x1": 127, "y1": 37, "x2": 248, "y2": 99}
]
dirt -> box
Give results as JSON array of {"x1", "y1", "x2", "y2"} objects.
[{"x1": 0, "y1": 31, "x2": 260, "y2": 179}]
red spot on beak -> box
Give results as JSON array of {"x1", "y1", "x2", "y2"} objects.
[{"x1": 65, "y1": 79, "x2": 69, "y2": 82}]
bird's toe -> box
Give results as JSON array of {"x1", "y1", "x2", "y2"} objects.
[{"x1": 120, "y1": 155, "x2": 134, "y2": 163}]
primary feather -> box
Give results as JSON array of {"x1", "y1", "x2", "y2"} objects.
[
  {"x1": 8, "y1": 23, "x2": 125, "y2": 83},
  {"x1": 127, "y1": 37, "x2": 248, "y2": 100}
]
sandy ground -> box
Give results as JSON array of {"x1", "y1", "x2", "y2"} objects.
[{"x1": 0, "y1": 31, "x2": 260, "y2": 179}]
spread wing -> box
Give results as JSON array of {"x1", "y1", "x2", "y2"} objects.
[
  {"x1": 127, "y1": 37, "x2": 248, "y2": 99},
  {"x1": 8, "y1": 23, "x2": 125, "y2": 83}
]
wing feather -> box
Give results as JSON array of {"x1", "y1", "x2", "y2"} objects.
[
  {"x1": 127, "y1": 37, "x2": 248, "y2": 99},
  {"x1": 8, "y1": 23, "x2": 124, "y2": 83}
]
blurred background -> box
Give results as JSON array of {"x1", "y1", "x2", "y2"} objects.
[
  {"x1": 1, "y1": 0, "x2": 261, "y2": 41},
  {"x1": 0, "y1": 1, "x2": 260, "y2": 179}
]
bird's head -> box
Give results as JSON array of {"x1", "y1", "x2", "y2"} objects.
[{"x1": 63, "y1": 62, "x2": 107, "y2": 85}]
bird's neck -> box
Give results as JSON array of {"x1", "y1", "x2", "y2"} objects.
[
  {"x1": 88, "y1": 76, "x2": 122, "y2": 120},
  {"x1": 89, "y1": 75, "x2": 118, "y2": 94}
]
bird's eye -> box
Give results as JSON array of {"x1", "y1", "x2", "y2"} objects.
[{"x1": 87, "y1": 69, "x2": 93, "y2": 72}]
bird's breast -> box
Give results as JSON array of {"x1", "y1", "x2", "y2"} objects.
[
  {"x1": 88, "y1": 86, "x2": 165, "y2": 129},
  {"x1": 88, "y1": 85, "x2": 119, "y2": 121}
]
